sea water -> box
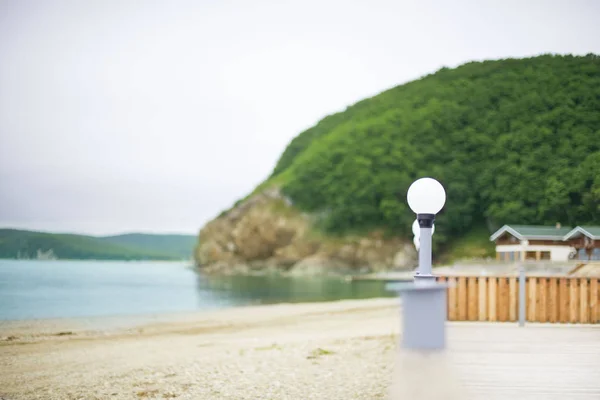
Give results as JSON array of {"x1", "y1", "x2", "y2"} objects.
[{"x1": 0, "y1": 260, "x2": 395, "y2": 320}]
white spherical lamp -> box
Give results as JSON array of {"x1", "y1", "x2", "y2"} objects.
[
  {"x1": 407, "y1": 177, "x2": 446, "y2": 215},
  {"x1": 412, "y1": 219, "x2": 435, "y2": 237},
  {"x1": 413, "y1": 235, "x2": 420, "y2": 250}
]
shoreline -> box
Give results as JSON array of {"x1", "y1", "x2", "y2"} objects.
[
  {"x1": 0, "y1": 258, "x2": 192, "y2": 263},
  {"x1": 0, "y1": 297, "x2": 400, "y2": 343},
  {"x1": 0, "y1": 297, "x2": 401, "y2": 400}
]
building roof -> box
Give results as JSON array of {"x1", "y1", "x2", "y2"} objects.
[
  {"x1": 562, "y1": 226, "x2": 600, "y2": 240},
  {"x1": 490, "y1": 225, "x2": 573, "y2": 241}
]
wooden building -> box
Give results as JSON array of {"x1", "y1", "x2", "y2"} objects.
[
  {"x1": 490, "y1": 224, "x2": 600, "y2": 262},
  {"x1": 563, "y1": 226, "x2": 600, "y2": 261},
  {"x1": 490, "y1": 224, "x2": 573, "y2": 262}
]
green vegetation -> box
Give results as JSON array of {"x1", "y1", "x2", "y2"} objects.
[
  {"x1": 255, "y1": 343, "x2": 283, "y2": 351},
  {"x1": 307, "y1": 347, "x2": 335, "y2": 359},
  {"x1": 260, "y1": 54, "x2": 600, "y2": 252},
  {"x1": 440, "y1": 225, "x2": 497, "y2": 263},
  {"x1": 0, "y1": 229, "x2": 196, "y2": 260}
]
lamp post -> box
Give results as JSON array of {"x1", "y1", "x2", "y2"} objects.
[
  {"x1": 396, "y1": 177, "x2": 447, "y2": 349},
  {"x1": 407, "y1": 177, "x2": 446, "y2": 283},
  {"x1": 412, "y1": 218, "x2": 435, "y2": 251},
  {"x1": 388, "y1": 177, "x2": 465, "y2": 399}
]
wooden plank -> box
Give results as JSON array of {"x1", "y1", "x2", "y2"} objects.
[
  {"x1": 448, "y1": 324, "x2": 600, "y2": 399},
  {"x1": 437, "y1": 276, "x2": 447, "y2": 319},
  {"x1": 478, "y1": 277, "x2": 487, "y2": 321},
  {"x1": 548, "y1": 277, "x2": 559, "y2": 323},
  {"x1": 538, "y1": 277, "x2": 547, "y2": 323},
  {"x1": 498, "y1": 277, "x2": 509, "y2": 322},
  {"x1": 467, "y1": 277, "x2": 477, "y2": 321},
  {"x1": 438, "y1": 276, "x2": 448, "y2": 319},
  {"x1": 457, "y1": 277, "x2": 468, "y2": 321},
  {"x1": 559, "y1": 277, "x2": 569, "y2": 323},
  {"x1": 488, "y1": 277, "x2": 497, "y2": 322},
  {"x1": 527, "y1": 277, "x2": 537, "y2": 322},
  {"x1": 580, "y1": 278, "x2": 589, "y2": 324},
  {"x1": 509, "y1": 276, "x2": 518, "y2": 322},
  {"x1": 448, "y1": 277, "x2": 458, "y2": 321},
  {"x1": 524, "y1": 275, "x2": 529, "y2": 320},
  {"x1": 591, "y1": 278, "x2": 599, "y2": 323},
  {"x1": 570, "y1": 278, "x2": 579, "y2": 324}
]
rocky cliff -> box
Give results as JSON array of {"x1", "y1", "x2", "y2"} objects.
[{"x1": 194, "y1": 188, "x2": 416, "y2": 275}]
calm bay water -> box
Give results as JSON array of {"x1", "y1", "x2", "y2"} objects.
[{"x1": 0, "y1": 260, "x2": 396, "y2": 320}]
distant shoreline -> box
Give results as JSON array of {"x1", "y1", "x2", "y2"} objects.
[
  {"x1": 0, "y1": 229, "x2": 197, "y2": 261},
  {"x1": 0, "y1": 297, "x2": 398, "y2": 342}
]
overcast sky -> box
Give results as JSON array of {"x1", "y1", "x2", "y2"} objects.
[{"x1": 0, "y1": 0, "x2": 599, "y2": 236}]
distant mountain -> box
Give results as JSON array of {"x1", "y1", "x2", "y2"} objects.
[
  {"x1": 0, "y1": 229, "x2": 196, "y2": 261},
  {"x1": 99, "y1": 233, "x2": 197, "y2": 259}
]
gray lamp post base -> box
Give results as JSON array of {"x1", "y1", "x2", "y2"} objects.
[
  {"x1": 413, "y1": 272, "x2": 437, "y2": 284},
  {"x1": 397, "y1": 282, "x2": 447, "y2": 350},
  {"x1": 388, "y1": 281, "x2": 466, "y2": 399}
]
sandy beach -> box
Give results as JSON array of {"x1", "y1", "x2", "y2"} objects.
[
  {"x1": 2, "y1": 298, "x2": 600, "y2": 400},
  {"x1": 0, "y1": 299, "x2": 402, "y2": 400}
]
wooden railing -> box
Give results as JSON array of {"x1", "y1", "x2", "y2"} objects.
[{"x1": 435, "y1": 276, "x2": 600, "y2": 324}]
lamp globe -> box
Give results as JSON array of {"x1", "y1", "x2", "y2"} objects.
[{"x1": 407, "y1": 177, "x2": 446, "y2": 215}]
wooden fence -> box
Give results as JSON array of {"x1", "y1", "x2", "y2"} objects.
[{"x1": 435, "y1": 276, "x2": 600, "y2": 324}]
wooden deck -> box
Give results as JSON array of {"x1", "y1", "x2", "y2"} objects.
[{"x1": 444, "y1": 322, "x2": 600, "y2": 399}]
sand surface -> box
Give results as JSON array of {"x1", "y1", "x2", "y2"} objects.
[
  {"x1": 2, "y1": 299, "x2": 599, "y2": 400},
  {"x1": 0, "y1": 299, "x2": 402, "y2": 400}
]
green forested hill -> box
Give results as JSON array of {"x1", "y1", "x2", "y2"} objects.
[
  {"x1": 0, "y1": 229, "x2": 196, "y2": 260},
  {"x1": 263, "y1": 54, "x2": 600, "y2": 247}
]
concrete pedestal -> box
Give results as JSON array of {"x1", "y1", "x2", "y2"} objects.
[
  {"x1": 389, "y1": 350, "x2": 466, "y2": 399},
  {"x1": 388, "y1": 281, "x2": 467, "y2": 399},
  {"x1": 399, "y1": 282, "x2": 447, "y2": 350}
]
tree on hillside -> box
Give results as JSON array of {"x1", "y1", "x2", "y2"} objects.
[{"x1": 264, "y1": 54, "x2": 600, "y2": 246}]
